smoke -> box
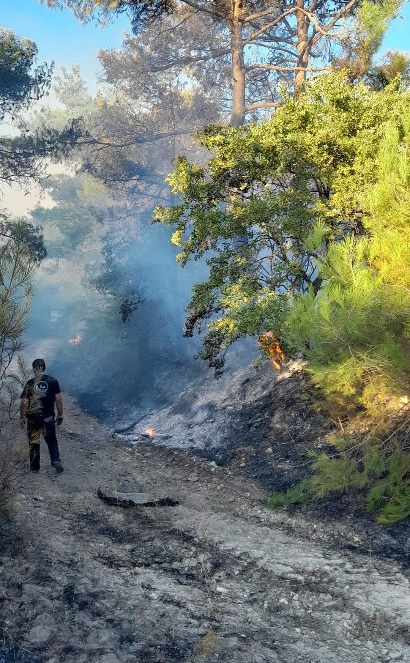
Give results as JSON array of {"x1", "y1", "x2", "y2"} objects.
[{"x1": 22, "y1": 194, "x2": 211, "y2": 423}]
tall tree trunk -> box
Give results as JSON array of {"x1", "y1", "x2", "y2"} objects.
[
  {"x1": 230, "y1": 0, "x2": 246, "y2": 126},
  {"x1": 295, "y1": 0, "x2": 309, "y2": 94}
]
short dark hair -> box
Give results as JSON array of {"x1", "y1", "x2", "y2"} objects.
[{"x1": 32, "y1": 358, "x2": 46, "y2": 372}]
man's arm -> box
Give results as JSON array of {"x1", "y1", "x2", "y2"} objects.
[
  {"x1": 55, "y1": 393, "x2": 63, "y2": 424},
  {"x1": 20, "y1": 398, "x2": 28, "y2": 429}
]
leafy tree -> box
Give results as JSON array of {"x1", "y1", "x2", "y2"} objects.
[
  {"x1": 285, "y1": 92, "x2": 410, "y2": 416},
  {"x1": 0, "y1": 31, "x2": 47, "y2": 386},
  {"x1": 0, "y1": 29, "x2": 52, "y2": 120},
  {"x1": 154, "y1": 73, "x2": 410, "y2": 373}
]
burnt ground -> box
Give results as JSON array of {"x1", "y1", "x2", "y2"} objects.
[
  {"x1": 0, "y1": 365, "x2": 409, "y2": 663},
  {"x1": 192, "y1": 382, "x2": 410, "y2": 572},
  {"x1": 122, "y1": 363, "x2": 409, "y2": 572}
]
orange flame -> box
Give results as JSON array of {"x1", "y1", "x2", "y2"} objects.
[
  {"x1": 68, "y1": 334, "x2": 81, "y2": 345},
  {"x1": 258, "y1": 332, "x2": 285, "y2": 371},
  {"x1": 145, "y1": 428, "x2": 155, "y2": 436}
]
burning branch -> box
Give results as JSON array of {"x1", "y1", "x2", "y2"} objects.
[{"x1": 258, "y1": 332, "x2": 286, "y2": 371}]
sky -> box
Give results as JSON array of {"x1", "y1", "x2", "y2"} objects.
[
  {"x1": 0, "y1": 0, "x2": 131, "y2": 93},
  {"x1": 381, "y1": 0, "x2": 410, "y2": 51}
]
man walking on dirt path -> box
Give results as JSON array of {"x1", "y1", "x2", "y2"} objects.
[{"x1": 19, "y1": 359, "x2": 64, "y2": 474}]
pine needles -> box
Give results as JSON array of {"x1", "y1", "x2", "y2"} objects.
[{"x1": 268, "y1": 408, "x2": 410, "y2": 524}]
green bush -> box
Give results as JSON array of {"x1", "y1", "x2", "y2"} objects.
[{"x1": 268, "y1": 429, "x2": 410, "y2": 523}]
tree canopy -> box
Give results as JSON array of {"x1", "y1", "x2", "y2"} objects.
[
  {"x1": 0, "y1": 29, "x2": 52, "y2": 120},
  {"x1": 155, "y1": 72, "x2": 410, "y2": 389},
  {"x1": 0, "y1": 31, "x2": 83, "y2": 195},
  {"x1": 43, "y1": 0, "x2": 376, "y2": 117},
  {"x1": 42, "y1": 0, "x2": 172, "y2": 27}
]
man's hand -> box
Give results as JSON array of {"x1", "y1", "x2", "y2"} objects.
[
  {"x1": 56, "y1": 416, "x2": 63, "y2": 426},
  {"x1": 19, "y1": 417, "x2": 26, "y2": 429}
]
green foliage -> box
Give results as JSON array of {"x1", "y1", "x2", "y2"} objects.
[
  {"x1": 0, "y1": 29, "x2": 52, "y2": 120},
  {"x1": 156, "y1": 72, "x2": 410, "y2": 378},
  {"x1": 0, "y1": 119, "x2": 85, "y2": 196},
  {"x1": 0, "y1": 29, "x2": 60, "y2": 396},
  {"x1": 357, "y1": 0, "x2": 403, "y2": 57},
  {"x1": 286, "y1": 91, "x2": 410, "y2": 417},
  {"x1": 267, "y1": 479, "x2": 313, "y2": 509},
  {"x1": 0, "y1": 32, "x2": 84, "y2": 194},
  {"x1": 0, "y1": 216, "x2": 47, "y2": 389},
  {"x1": 268, "y1": 433, "x2": 410, "y2": 524},
  {"x1": 332, "y1": 1, "x2": 408, "y2": 87},
  {"x1": 276, "y1": 82, "x2": 410, "y2": 524},
  {"x1": 365, "y1": 443, "x2": 410, "y2": 524},
  {"x1": 309, "y1": 451, "x2": 367, "y2": 496},
  {"x1": 0, "y1": 218, "x2": 46, "y2": 264}
]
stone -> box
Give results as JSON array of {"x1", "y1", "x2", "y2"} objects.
[
  {"x1": 26, "y1": 625, "x2": 55, "y2": 645},
  {"x1": 97, "y1": 488, "x2": 178, "y2": 507}
]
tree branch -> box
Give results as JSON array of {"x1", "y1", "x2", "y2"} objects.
[
  {"x1": 248, "y1": 63, "x2": 330, "y2": 73},
  {"x1": 245, "y1": 101, "x2": 281, "y2": 111}
]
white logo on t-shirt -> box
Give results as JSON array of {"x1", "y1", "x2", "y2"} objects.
[{"x1": 34, "y1": 381, "x2": 48, "y2": 397}]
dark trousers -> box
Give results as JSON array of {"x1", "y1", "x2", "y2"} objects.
[{"x1": 27, "y1": 417, "x2": 61, "y2": 471}]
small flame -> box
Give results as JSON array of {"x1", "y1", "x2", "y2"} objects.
[
  {"x1": 257, "y1": 331, "x2": 285, "y2": 371},
  {"x1": 69, "y1": 335, "x2": 81, "y2": 345},
  {"x1": 145, "y1": 428, "x2": 155, "y2": 436}
]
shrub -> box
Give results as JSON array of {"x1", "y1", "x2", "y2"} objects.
[{"x1": 268, "y1": 413, "x2": 410, "y2": 523}]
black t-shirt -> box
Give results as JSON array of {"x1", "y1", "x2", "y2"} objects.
[{"x1": 20, "y1": 374, "x2": 61, "y2": 419}]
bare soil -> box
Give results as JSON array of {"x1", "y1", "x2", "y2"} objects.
[{"x1": 0, "y1": 379, "x2": 409, "y2": 663}]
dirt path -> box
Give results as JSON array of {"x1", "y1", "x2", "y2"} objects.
[{"x1": 1, "y1": 395, "x2": 409, "y2": 663}]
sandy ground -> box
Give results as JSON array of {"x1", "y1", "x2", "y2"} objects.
[{"x1": 0, "y1": 392, "x2": 409, "y2": 663}]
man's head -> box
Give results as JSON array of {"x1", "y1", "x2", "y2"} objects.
[{"x1": 32, "y1": 358, "x2": 46, "y2": 375}]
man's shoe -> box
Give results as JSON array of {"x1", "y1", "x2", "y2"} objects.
[
  {"x1": 30, "y1": 469, "x2": 39, "y2": 473},
  {"x1": 53, "y1": 461, "x2": 64, "y2": 474}
]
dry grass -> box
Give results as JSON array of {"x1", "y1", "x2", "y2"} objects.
[{"x1": 0, "y1": 403, "x2": 27, "y2": 521}]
